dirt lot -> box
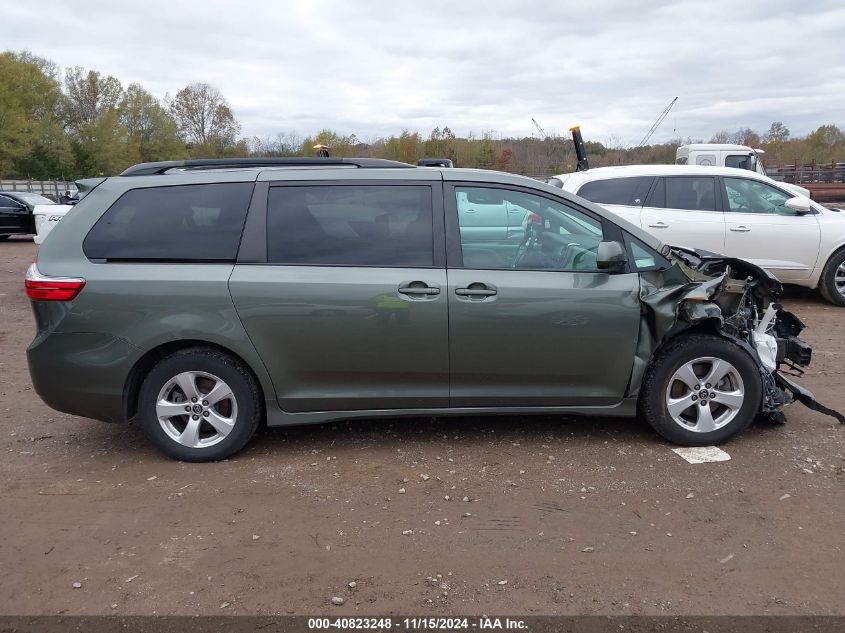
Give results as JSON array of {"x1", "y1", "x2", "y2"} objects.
[{"x1": 1, "y1": 237, "x2": 844, "y2": 616}]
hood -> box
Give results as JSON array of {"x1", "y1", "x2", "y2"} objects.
[{"x1": 779, "y1": 182, "x2": 811, "y2": 198}]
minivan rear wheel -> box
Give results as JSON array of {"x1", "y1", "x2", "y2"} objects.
[
  {"x1": 138, "y1": 349, "x2": 262, "y2": 462},
  {"x1": 639, "y1": 334, "x2": 762, "y2": 446}
]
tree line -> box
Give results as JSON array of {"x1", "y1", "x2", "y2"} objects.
[{"x1": 1, "y1": 50, "x2": 843, "y2": 180}]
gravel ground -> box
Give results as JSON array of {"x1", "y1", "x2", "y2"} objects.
[{"x1": 1, "y1": 237, "x2": 844, "y2": 616}]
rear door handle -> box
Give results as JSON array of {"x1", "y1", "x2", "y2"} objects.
[
  {"x1": 730, "y1": 226, "x2": 751, "y2": 232},
  {"x1": 648, "y1": 221, "x2": 669, "y2": 228},
  {"x1": 398, "y1": 282, "x2": 440, "y2": 296}
]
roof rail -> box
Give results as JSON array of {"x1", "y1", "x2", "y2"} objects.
[
  {"x1": 417, "y1": 158, "x2": 454, "y2": 168},
  {"x1": 120, "y1": 157, "x2": 414, "y2": 176}
]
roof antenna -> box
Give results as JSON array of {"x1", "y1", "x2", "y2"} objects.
[{"x1": 313, "y1": 144, "x2": 330, "y2": 158}]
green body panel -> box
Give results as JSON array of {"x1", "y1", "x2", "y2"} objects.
[
  {"x1": 27, "y1": 262, "x2": 277, "y2": 422},
  {"x1": 446, "y1": 268, "x2": 641, "y2": 406},
  {"x1": 27, "y1": 332, "x2": 134, "y2": 422},
  {"x1": 229, "y1": 265, "x2": 449, "y2": 411}
]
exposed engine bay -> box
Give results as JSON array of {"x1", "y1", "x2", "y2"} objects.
[{"x1": 632, "y1": 245, "x2": 845, "y2": 424}]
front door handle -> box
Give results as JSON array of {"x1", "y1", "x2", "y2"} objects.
[
  {"x1": 730, "y1": 226, "x2": 751, "y2": 232},
  {"x1": 455, "y1": 283, "x2": 498, "y2": 299},
  {"x1": 648, "y1": 221, "x2": 669, "y2": 229}
]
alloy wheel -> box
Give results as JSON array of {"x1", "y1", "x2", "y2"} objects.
[
  {"x1": 664, "y1": 357, "x2": 745, "y2": 433},
  {"x1": 155, "y1": 371, "x2": 238, "y2": 448}
]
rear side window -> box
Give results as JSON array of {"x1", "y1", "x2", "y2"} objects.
[
  {"x1": 84, "y1": 183, "x2": 253, "y2": 261},
  {"x1": 577, "y1": 177, "x2": 653, "y2": 206},
  {"x1": 267, "y1": 185, "x2": 433, "y2": 266},
  {"x1": 664, "y1": 177, "x2": 718, "y2": 211}
]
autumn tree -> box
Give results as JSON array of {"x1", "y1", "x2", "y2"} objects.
[
  {"x1": 300, "y1": 129, "x2": 359, "y2": 157},
  {"x1": 0, "y1": 51, "x2": 71, "y2": 178},
  {"x1": 63, "y1": 67, "x2": 123, "y2": 130},
  {"x1": 120, "y1": 83, "x2": 185, "y2": 163},
  {"x1": 765, "y1": 121, "x2": 790, "y2": 144},
  {"x1": 805, "y1": 124, "x2": 844, "y2": 163},
  {"x1": 425, "y1": 126, "x2": 456, "y2": 163},
  {"x1": 169, "y1": 83, "x2": 240, "y2": 155}
]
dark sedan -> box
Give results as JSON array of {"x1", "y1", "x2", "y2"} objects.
[{"x1": 0, "y1": 191, "x2": 58, "y2": 238}]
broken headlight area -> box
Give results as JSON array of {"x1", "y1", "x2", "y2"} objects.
[{"x1": 640, "y1": 246, "x2": 845, "y2": 424}]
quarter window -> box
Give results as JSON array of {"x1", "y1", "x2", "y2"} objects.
[
  {"x1": 455, "y1": 186, "x2": 604, "y2": 272},
  {"x1": 266, "y1": 185, "x2": 433, "y2": 266},
  {"x1": 83, "y1": 183, "x2": 254, "y2": 261},
  {"x1": 664, "y1": 177, "x2": 718, "y2": 211},
  {"x1": 577, "y1": 177, "x2": 653, "y2": 206},
  {"x1": 723, "y1": 178, "x2": 795, "y2": 215}
]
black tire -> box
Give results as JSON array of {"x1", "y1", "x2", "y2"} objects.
[
  {"x1": 137, "y1": 348, "x2": 263, "y2": 462},
  {"x1": 0, "y1": 235, "x2": 10, "y2": 240},
  {"x1": 818, "y1": 248, "x2": 845, "y2": 307},
  {"x1": 639, "y1": 334, "x2": 762, "y2": 446}
]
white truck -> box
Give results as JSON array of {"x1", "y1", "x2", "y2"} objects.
[
  {"x1": 33, "y1": 205, "x2": 73, "y2": 245},
  {"x1": 675, "y1": 143, "x2": 810, "y2": 198}
]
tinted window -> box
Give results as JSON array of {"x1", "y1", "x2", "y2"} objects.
[
  {"x1": 84, "y1": 183, "x2": 253, "y2": 261},
  {"x1": 724, "y1": 177, "x2": 795, "y2": 215},
  {"x1": 665, "y1": 177, "x2": 717, "y2": 211},
  {"x1": 0, "y1": 195, "x2": 22, "y2": 208},
  {"x1": 577, "y1": 177, "x2": 653, "y2": 206},
  {"x1": 725, "y1": 154, "x2": 751, "y2": 170},
  {"x1": 646, "y1": 178, "x2": 665, "y2": 207},
  {"x1": 267, "y1": 185, "x2": 433, "y2": 266},
  {"x1": 456, "y1": 186, "x2": 604, "y2": 272}
]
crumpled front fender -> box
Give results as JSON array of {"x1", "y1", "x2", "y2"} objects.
[{"x1": 627, "y1": 247, "x2": 844, "y2": 425}]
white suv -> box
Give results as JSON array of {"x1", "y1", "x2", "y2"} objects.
[{"x1": 557, "y1": 165, "x2": 845, "y2": 306}]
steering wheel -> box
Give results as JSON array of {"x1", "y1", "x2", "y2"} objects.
[{"x1": 512, "y1": 222, "x2": 541, "y2": 268}]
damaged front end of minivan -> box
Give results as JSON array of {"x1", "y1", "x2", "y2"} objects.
[{"x1": 630, "y1": 246, "x2": 845, "y2": 425}]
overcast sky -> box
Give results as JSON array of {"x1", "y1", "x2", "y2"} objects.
[{"x1": 3, "y1": 0, "x2": 844, "y2": 146}]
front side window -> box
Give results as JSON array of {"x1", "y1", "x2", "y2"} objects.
[
  {"x1": 577, "y1": 177, "x2": 653, "y2": 206},
  {"x1": 83, "y1": 183, "x2": 253, "y2": 261},
  {"x1": 664, "y1": 177, "x2": 717, "y2": 211},
  {"x1": 267, "y1": 185, "x2": 433, "y2": 266},
  {"x1": 723, "y1": 177, "x2": 795, "y2": 215},
  {"x1": 455, "y1": 186, "x2": 604, "y2": 272}
]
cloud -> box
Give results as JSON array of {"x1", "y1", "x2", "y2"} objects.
[{"x1": 4, "y1": 0, "x2": 844, "y2": 145}]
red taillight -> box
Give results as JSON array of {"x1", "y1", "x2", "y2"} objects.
[{"x1": 24, "y1": 263, "x2": 86, "y2": 301}]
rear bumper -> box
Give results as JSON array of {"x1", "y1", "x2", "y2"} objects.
[{"x1": 27, "y1": 332, "x2": 136, "y2": 423}]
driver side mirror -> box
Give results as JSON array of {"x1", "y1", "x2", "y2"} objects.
[
  {"x1": 785, "y1": 196, "x2": 812, "y2": 214},
  {"x1": 596, "y1": 240, "x2": 628, "y2": 272}
]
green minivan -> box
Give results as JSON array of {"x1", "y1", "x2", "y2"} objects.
[{"x1": 25, "y1": 158, "x2": 836, "y2": 462}]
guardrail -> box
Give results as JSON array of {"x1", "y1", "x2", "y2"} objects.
[
  {"x1": 0, "y1": 180, "x2": 77, "y2": 202},
  {"x1": 767, "y1": 162, "x2": 845, "y2": 184}
]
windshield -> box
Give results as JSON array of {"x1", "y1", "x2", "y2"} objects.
[{"x1": 12, "y1": 193, "x2": 55, "y2": 205}]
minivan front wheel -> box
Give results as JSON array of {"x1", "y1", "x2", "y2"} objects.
[
  {"x1": 138, "y1": 349, "x2": 262, "y2": 462},
  {"x1": 640, "y1": 335, "x2": 762, "y2": 445}
]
